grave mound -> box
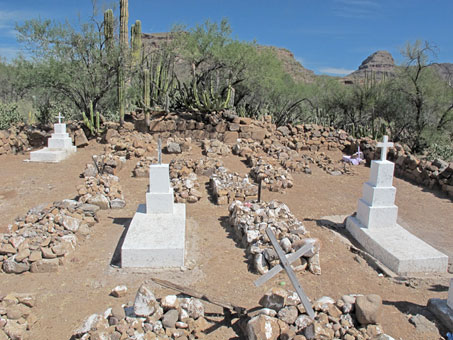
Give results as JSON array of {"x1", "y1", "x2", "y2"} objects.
[{"x1": 228, "y1": 200, "x2": 321, "y2": 275}]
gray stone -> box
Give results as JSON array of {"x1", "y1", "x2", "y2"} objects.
[
  {"x1": 427, "y1": 298, "x2": 453, "y2": 332},
  {"x1": 409, "y1": 314, "x2": 439, "y2": 335},
  {"x1": 3, "y1": 257, "x2": 30, "y2": 274},
  {"x1": 295, "y1": 314, "x2": 313, "y2": 331},
  {"x1": 277, "y1": 126, "x2": 291, "y2": 137},
  {"x1": 355, "y1": 294, "x2": 382, "y2": 325},
  {"x1": 87, "y1": 194, "x2": 110, "y2": 210},
  {"x1": 79, "y1": 203, "x2": 100, "y2": 214},
  {"x1": 62, "y1": 215, "x2": 80, "y2": 232},
  {"x1": 166, "y1": 142, "x2": 182, "y2": 154},
  {"x1": 110, "y1": 199, "x2": 126, "y2": 209},
  {"x1": 74, "y1": 129, "x2": 89, "y2": 147},
  {"x1": 259, "y1": 288, "x2": 287, "y2": 311},
  {"x1": 277, "y1": 306, "x2": 298, "y2": 324},
  {"x1": 162, "y1": 309, "x2": 179, "y2": 328}
]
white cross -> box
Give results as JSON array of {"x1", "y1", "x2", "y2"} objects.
[
  {"x1": 377, "y1": 135, "x2": 394, "y2": 161},
  {"x1": 56, "y1": 112, "x2": 64, "y2": 124}
]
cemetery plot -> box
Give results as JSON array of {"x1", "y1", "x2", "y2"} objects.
[
  {"x1": 247, "y1": 288, "x2": 387, "y2": 340},
  {"x1": 0, "y1": 293, "x2": 37, "y2": 339},
  {"x1": 210, "y1": 167, "x2": 258, "y2": 205},
  {"x1": 1, "y1": 200, "x2": 98, "y2": 274},
  {"x1": 77, "y1": 173, "x2": 126, "y2": 210},
  {"x1": 72, "y1": 282, "x2": 210, "y2": 339},
  {"x1": 133, "y1": 156, "x2": 224, "y2": 203},
  {"x1": 228, "y1": 200, "x2": 321, "y2": 275},
  {"x1": 249, "y1": 157, "x2": 295, "y2": 192}
]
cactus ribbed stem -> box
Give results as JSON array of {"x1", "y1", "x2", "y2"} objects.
[
  {"x1": 104, "y1": 9, "x2": 114, "y2": 51},
  {"x1": 131, "y1": 20, "x2": 142, "y2": 65}
]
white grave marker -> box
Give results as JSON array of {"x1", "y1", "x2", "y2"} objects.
[
  {"x1": 121, "y1": 158, "x2": 186, "y2": 268},
  {"x1": 346, "y1": 136, "x2": 448, "y2": 275},
  {"x1": 29, "y1": 112, "x2": 76, "y2": 162}
]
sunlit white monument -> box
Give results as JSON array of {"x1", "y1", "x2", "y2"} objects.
[
  {"x1": 346, "y1": 136, "x2": 448, "y2": 275},
  {"x1": 121, "y1": 154, "x2": 186, "y2": 268},
  {"x1": 30, "y1": 113, "x2": 76, "y2": 162}
]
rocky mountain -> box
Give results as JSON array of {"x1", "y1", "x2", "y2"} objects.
[
  {"x1": 431, "y1": 63, "x2": 453, "y2": 84},
  {"x1": 141, "y1": 32, "x2": 315, "y2": 83},
  {"x1": 342, "y1": 50, "x2": 396, "y2": 84}
]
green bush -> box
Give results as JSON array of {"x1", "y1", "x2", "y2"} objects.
[{"x1": 0, "y1": 101, "x2": 22, "y2": 130}]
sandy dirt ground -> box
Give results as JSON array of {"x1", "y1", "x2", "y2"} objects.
[{"x1": 0, "y1": 141, "x2": 452, "y2": 340}]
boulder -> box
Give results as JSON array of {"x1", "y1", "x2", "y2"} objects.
[
  {"x1": 355, "y1": 294, "x2": 382, "y2": 325},
  {"x1": 133, "y1": 283, "x2": 158, "y2": 317},
  {"x1": 74, "y1": 129, "x2": 89, "y2": 147},
  {"x1": 246, "y1": 314, "x2": 281, "y2": 340}
]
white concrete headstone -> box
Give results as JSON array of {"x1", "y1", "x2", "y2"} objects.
[
  {"x1": 146, "y1": 164, "x2": 174, "y2": 214},
  {"x1": 355, "y1": 136, "x2": 397, "y2": 229}
]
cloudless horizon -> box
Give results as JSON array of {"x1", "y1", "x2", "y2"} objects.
[{"x1": 0, "y1": 0, "x2": 452, "y2": 76}]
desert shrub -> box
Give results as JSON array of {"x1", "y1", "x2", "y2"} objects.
[{"x1": 0, "y1": 101, "x2": 22, "y2": 130}]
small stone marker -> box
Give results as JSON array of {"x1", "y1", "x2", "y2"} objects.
[
  {"x1": 448, "y1": 279, "x2": 453, "y2": 310},
  {"x1": 255, "y1": 227, "x2": 315, "y2": 319},
  {"x1": 29, "y1": 112, "x2": 76, "y2": 162}
]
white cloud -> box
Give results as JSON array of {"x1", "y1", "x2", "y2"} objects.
[
  {"x1": 319, "y1": 67, "x2": 355, "y2": 75},
  {"x1": 333, "y1": 0, "x2": 380, "y2": 18}
]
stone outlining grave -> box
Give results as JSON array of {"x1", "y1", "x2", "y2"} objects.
[
  {"x1": 29, "y1": 113, "x2": 76, "y2": 162},
  {"x1": 0, "y1": 199, "x2": 99, "y2": 274},
  {"x1": 121, "y1": 162, "x2": 186, "y2": 268},
  {"x1": 346, "y1": 136, "x2": 448, "y2": 275},
  {"x1": 72, "y1": 282, "x2": 209, "y2": 339}
]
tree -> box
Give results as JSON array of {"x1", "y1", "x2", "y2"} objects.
[{"x1": 15, "y1": 10, "x2": 120, "y2": 119}]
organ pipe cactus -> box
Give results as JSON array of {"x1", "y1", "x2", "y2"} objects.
[
  {"x1": 131, "y1": 20, "x2": 142, "y2": 66},
  {"x1": 103, "y1": 9, "x2": 114, "y2": 51}
]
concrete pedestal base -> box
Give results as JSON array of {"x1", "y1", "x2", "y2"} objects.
[
  {"x1": 121, "y1": 204, "x2": 186, "y2": 268},
  {"x1": 346, "y1": 216, "x2": 448, "y2": 275},
  {"x1": 427, "y1": 298, "x2": 453, "y2": 332},
  {"x1": 30, "y1": 146, "x2": 76, "y2": 163}
]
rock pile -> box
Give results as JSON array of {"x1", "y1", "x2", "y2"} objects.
[
  {"x1": 228, "y1": 200, "x2": 321, "y2": 275},
  {"x1": 77, "y1": 174, "x2": 126, "y2": 210},
  {"x1": 132, "y1": 156, "x2": 158, "y2": 177},
  {"x1": 72, "y1": 282, "x2": 211, "y2": 339},
  {"x1": 0, "y1": 293, "x2": 37, "y2": 339},
  {"x1": 165, "y1": 137, "x2": 192, "y2": 154},
  {"x1": 249, "y1": 157, "x2": 295, "y2": 192},
  {"x1": 202, "y1": 139, "x2": 231, "y2": 156},
  {"x1": 1, "y1": 200, "x2": 98, "y2": 274},
  {"x1": 0, "y1": 125, "x2": 31, "y2": 155},
  {"x1": 210, "y1": 168, "x2": 258, "y2": 205},
  {"x1": 169, "y1": 159, "x2": 202, "y2": 204},
  {"x1": 247, "y1": 288, "x2": 388, "y2": 340},
  {"x1": 82, "y1": 154, "x2": 126, "y2": 177},
  {"x1": 104, "y1": 129, "x2": 156, "y2": 159}
]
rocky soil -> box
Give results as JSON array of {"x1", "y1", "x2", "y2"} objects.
[{"x1": 0, "y1": 126, "x2": 452, "y2": 339}]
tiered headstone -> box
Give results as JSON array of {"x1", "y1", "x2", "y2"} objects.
[
  {"x1": 30, "y1": 113, "x2": 76, "y2": 162},
  {"x1": 346, "y1": 136, "x2": 447, "y2": 275},
  {"x1": 121, "y1": 156, "x2": 186, "y2": 268}
]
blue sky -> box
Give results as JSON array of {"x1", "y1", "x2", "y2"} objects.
[{"x1": 0, "y1": 0, "x2": 452, "y2": 76}]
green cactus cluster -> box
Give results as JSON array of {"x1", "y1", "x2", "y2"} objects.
[
  {"x1": 131, "y1": 20, "x2": 142, "y2": 65},
  {"x1": 82, "y1": 101, "x2": 102, "y2": 136}
]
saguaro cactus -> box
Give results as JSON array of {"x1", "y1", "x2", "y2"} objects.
[
  {"x1": 104, "y1": 9, "x2": 114, "y2": 51},
  {"x1": 118, "y1": 0, "x2": 129, "y2": 126},
  {"x1": 131, "y1": 20, "x2": 142, "y2": 66},
  {"x1": 143, "y1": 68, "x2": 150, "y2": 126}
]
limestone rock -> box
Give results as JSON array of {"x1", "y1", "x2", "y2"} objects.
[
  {"x1": 246, "y1": 314, "x2": 281, "y2": 340},
  {"x1": 133, "y1": 284, "x2": 158, "y2": 317},
  {"x1": 355, "y1": 294, "x2": 382, "y2": 325},
  {"x1": 110, "y1": 285, "x2": 127, "y2": 298}
]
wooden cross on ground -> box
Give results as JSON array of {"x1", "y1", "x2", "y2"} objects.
[
  {"x1": 56, "y1": 112, "x2": 64, "y2": 124},
  {"x1": 254, "y1": 227, "x2": 315, "y2": 319},
  {"x1": 157, "y1": 138, "x2": 162, "y2": 164},
  {"x1": 377, "y1": 135, "x2": 394, "y2": 161}
]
